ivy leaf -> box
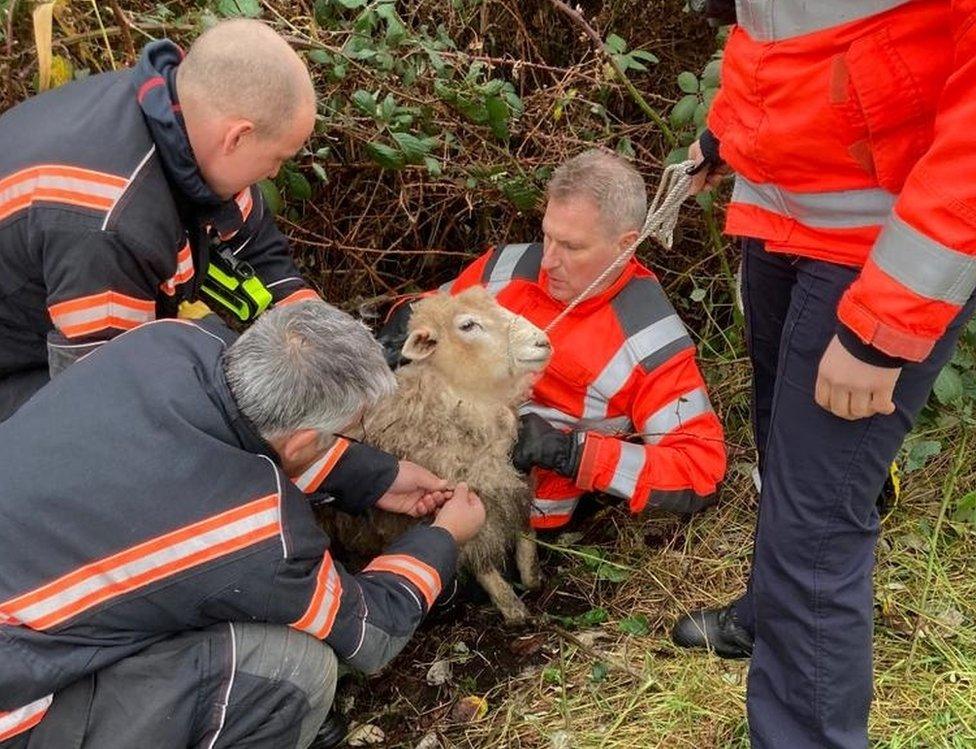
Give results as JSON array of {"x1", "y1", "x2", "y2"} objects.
[
  {"x1": 618, "y1": 615, "x2": 650, "y2": 636},
  {"x1": 366, "y1": 141, "x2": 406, "y2": 170},
  {"x1": 677, "y1": 71, "x2": 699, "y2": 94},
  {"x1": 590, "y1": 662, "x2": 609, "y2": 683},
  {"x1": 217, "y1": 0, "x2": 261, "y2": 17},
  {"x1": 934, "y1": 366, "x2": 964, "y2": 405},
  {"x1": 577, "y1": 607, "x2": 609, "y2": 627},
  {"x1": 594, "y1": 563, "x2": 629, "y2": 583}
]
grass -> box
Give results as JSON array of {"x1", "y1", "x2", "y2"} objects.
[{"x1": 346, "y1": 354, "x2": 976, "y2": 749}]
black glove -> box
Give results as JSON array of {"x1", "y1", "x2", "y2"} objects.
[
  {"x1": 689, "y1": 0, "x2": 737, "y2": 26},
  {"x1": 687, "y1": 128, "x2": 725, "y2": 179},
  {"x1": 376, "y1": 300, "x2": 414, "y2": 369},
  {"x1": 512, "y1": 413, "x2": 585, "y2": 478}
]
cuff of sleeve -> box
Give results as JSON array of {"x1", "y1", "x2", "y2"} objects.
[
  {"x1": 321, "y1": 442, "x2": 399, "y2": 514},
  {"x1": 836, "y1": 291, "x2": 933, "y2": 362},
  {"x1": 575, "y1": 433, "x2": 603, "y2": 492},
  {"x1": 372, "y1": 525, "x2": 459, "y2": 610},
  {"x1": 836, "y1": 323, "x2": 907, "y2": 368}
]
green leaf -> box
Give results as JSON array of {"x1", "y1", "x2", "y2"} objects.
[
  {"x1": 217, "y1": 0, "x2": 261, "y2": 17},
  {"x1": 257, "y1": 179, "x2": 282, "y2": 215},
  {"x1": 934, "y1": 366, "x2": 964, "y2": 405},
  {"x1": 590, "y1": 662, "x2": 609, "y2": 683},
  {"x1": 577, "y1": 607, "x2": 609, "y2": 626},
  {"x1": 308, "y1": 49, "x2": 331, "y2": 66},
  {"x1": 702, "y1": 59, "x2": 722, "y2": 88},
  {"x1": 665, "y1": 147, "x2": 689, "y2": 166},
  {"x1": 690, "y1": 288, "x2": 707, "y2": 303},
  {"x1": 677, "y1": 71, "x2": 699, "y2": 94},
  {"x1": 953, "y1": 490, "x2": 976, "y2": 524},
  {"x1": 618, "y1": 615, "x2": 650, "y2": 636},
  {"x1": 616, "y1": 137, "x2": 636, "y2": 160},
  {"x1": 577, "y1": 547, "x2": 606, "y2": 570},
  {"x1": 391, "y1": 132, "x2": 434, "y2": 164},
  {"x1": 670, "y1": 94, "x2": 699, "y2": 127},
  {"x1": 906, "y1": 440, "x2": 942, "y2": 473},
  {"x1": 485, "y1": 95, "x2": 511, "y2": 140},
  {"x1": 542, "y1": 666, "x2": 562, "y2": 685},
  {"x1": 604, "y1": 33, "x2": 627, "y2": 55},
  {"x1": 285, "y1": 171, "x2": 312, "y2": 201},
  {"x1": 631, "y1": 49, "x2": 660, "y2": 65},
  {"x1": 594, "y1": 563, "x2": 629, "y2": 583},
  {"x1": 365, "y1": 141, "x2": 406, "y2": 170},
  {"x1": 423, "y1": 156, "x2": 443, "y2": 177},
  {"x1": 311, "y1": 162, "x2": 328, "y2": 182},
  {"x1": 335, "y1": 0, "x2": 366, "y2": 8},
  {"x1": 351, "y1": 89, "x2": 377, "y2": 117}
]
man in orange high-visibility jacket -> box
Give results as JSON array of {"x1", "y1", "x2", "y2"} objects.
[
  {"x1": 381, "y1": 149, "x2": 727, "y2": 531},
  {"x1": 671, "y1": 3, "x2": 976, "y2": 748}
]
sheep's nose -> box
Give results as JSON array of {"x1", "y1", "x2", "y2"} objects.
[{"x1": 536, "y1": 338, "x2": 551, "y2": 350}]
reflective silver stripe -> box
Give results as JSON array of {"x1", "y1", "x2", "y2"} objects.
[
  {"x1": 606, "y1": 442, "x2": 647, "y2": 499},
  {"x1": 871, "y1": 214, "x2": 976, "y2": 306},
  {"x1": 7, "y1": 499, "x2": 280, "y2": 627},
  {"x1": 0, "y1": 695, "x2": 53, "y2": 737},
  {"x1": 530, "y1": 495, "x2": 581, "y2": 518},
  {"x1": 735, "y1": 0, "x2": 910, "y2": 41},
  {"x1": 486, "y1": 243, "x2": 532, "y2": 294},
  {"x1": 582, "y1": 315, "x2": 688, "y2": 421},
  {"x1": 519, "y1": 402, "x2": 633, "y2": 434},
  {"x1": 732, "y1": 176, "x2": 895, "y2": 229},
  {"x1": 292, "y1": 555, "x2": 342, "y2": 637},
  {"x1": 640, "y1": 387, "x2": 713, "y2": 445},
  {"x1": 438, "y1": 280, "x2": 454, "y2": 293}
]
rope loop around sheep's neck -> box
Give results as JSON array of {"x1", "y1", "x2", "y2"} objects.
[{"x1": 543, "y1": 160, "x2": 696, "y2": 333}]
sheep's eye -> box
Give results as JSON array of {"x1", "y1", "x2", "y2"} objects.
[{"x1": 459, "y1": 319, "x2": 482, "y2": 332}]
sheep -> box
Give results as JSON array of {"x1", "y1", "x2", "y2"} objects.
[{"x1": 323, "y1": 286, "x2": 552, "y2": 623}]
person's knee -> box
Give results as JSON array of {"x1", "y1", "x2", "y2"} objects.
[{"x1": 232, "y1": 623, "x2": 338, "y2": 712}]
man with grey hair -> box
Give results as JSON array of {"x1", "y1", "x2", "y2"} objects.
[
  {"x1": 0, "y1": 19, "x2": 322, "y2": 422},
  {"x1": 0, "y1": 303, "x2": 485, "y2": 748},
  {"x1": 381, "y1": 148, "x2": 726, "y2": 531}
]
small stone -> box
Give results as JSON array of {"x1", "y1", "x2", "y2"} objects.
[
  {"x1": 426, "y1": 659, "x2": 453, "y2": 686},
  {"x1": 346, "y1": 723, "x2": 385, "y2": 746}
]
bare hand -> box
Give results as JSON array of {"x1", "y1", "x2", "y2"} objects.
[
  {"x1": 432, "y1": 483, "x2": 486, "y2": 544},
  {"x1": 375, "y1": 460, "x2": 451, "y2": 517},
  {"x1": 814, "y1": 335, "x2": 901, "y2": 420},
  {"x1": 688, "y1": 139, "x2": 731, "y2": 196}
]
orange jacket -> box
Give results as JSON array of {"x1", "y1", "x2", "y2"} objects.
[
  {"x1": 446, "y1": 243, "x2": 727, "y2": 529},
  {"x1": 709, "y1": 0, "x2": 976, "y2": 361}
]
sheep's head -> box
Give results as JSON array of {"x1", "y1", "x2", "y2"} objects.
[{"x1": 402, "y1": 287, "x2": 551, "y2": 400}]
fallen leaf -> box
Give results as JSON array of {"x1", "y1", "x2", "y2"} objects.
[
  {"x1": 414, "y1": 732, "x2": 441, "y2": 749},
  {"x1": 451, "y1": 695, "x2": 488, "y2": 723},
  {"x1": 509, "y1": 633, "x2": 546, "y2": 658}
]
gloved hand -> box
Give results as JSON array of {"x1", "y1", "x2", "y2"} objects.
[{"x1": 512, "y1": 413, "x2": 585, "y2": 478}]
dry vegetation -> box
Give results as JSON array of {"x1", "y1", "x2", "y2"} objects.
[{"x1": 2, "y1": 2, "x2": 975, "y2": 747}]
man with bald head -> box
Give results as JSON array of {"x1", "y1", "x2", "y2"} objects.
[{"x1": 0, "y1": 20, "x2": 320, "y2": 420}]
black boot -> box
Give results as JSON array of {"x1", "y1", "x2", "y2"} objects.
[
  {"x1": 308, "y1": 713, "x2": 348, "y2": 749},
  {"x1": 671, "y1": 603, "x2": 754, "y2": 659}
]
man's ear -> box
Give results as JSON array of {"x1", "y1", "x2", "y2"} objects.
[
  {"x1": 402, "y1": 327, "x2": 437, "y2": 361},
  {"x1": 278, "y1": 428, "x2": 321, "y2": 469},
  {"x1": 617, "y1": 229, "x2": 639, "y2": 254},
  {"x1": 223, "y1": 119, "x2": 255, "y2": 155}
]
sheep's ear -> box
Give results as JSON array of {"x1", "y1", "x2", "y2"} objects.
[{"x1": 402, "y1": 327, "x2": 437, "y2": 360}]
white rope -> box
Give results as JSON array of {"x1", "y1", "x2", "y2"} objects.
[{"x1": 544, "y1": 159, "x2": 697, "y2": 333}]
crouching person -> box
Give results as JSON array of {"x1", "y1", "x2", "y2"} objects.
[
  {"x1": 0, "y1": 301, "x2": 485, "y2": 749},
  {"x1": 381, "y1": 149, "x2": 726, "y2": 530}
]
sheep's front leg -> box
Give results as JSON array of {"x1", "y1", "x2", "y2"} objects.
[
  {"x1": 474, "y1": 566, "x2": 530, "y2": 624},
  {"x1": 516, "y1": 531, "x2": 541, "y2": 591}
]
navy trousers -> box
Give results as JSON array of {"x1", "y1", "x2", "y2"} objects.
[{"x1": 732, "y1": 239, "x2": 974, "y2": 748}]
